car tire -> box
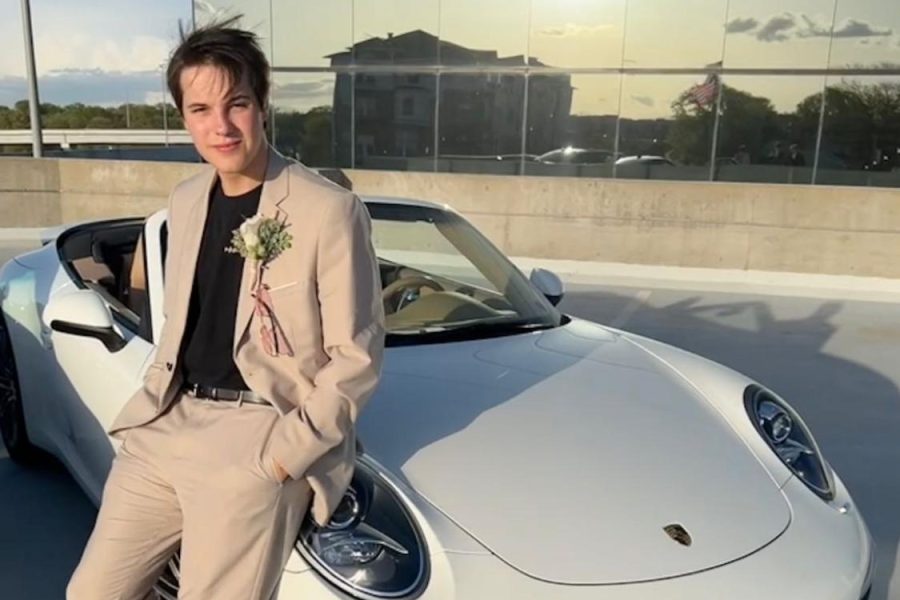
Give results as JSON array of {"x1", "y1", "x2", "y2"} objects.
[
  {"x1": 0, "y1": 313, "x2": 42, "y2": 465},
  {"x1": 153, "y1": 549, "x2": 181, "y2": 599}
]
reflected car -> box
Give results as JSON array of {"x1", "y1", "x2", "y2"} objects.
[
  {"x1": 0, "y1": 196, "x2": 873, "y2": 599},
  {"x1": 537, "y1": 147, "x2": 613, "y2": 164},
  {"x1": 495, "y1": 153, "x2": 538, "y2": 162},
  {"x1": 614, "y1": 154, "x2": 675, "y2": 166}
]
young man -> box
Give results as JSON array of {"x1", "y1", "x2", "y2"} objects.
[{"x1": 67, "y1": 20, "x2": 385, "y2": 600}]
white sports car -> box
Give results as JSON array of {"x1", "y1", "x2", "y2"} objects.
[{"x1": 0, "y1": 196, "x2": 873, "y2": 599}]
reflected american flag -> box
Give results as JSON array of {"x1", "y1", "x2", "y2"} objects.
[{"x1": 688, "y1": 73, "x2": 720, "y2": 108}]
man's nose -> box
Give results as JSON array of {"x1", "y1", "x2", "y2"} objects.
[{"x1": 213, "y1": 107, "x2": 234, "y2": 135}]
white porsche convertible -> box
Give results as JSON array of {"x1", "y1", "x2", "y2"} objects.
[{"x1": 0, "y1": 196, "x2": 873, "y2": 599}]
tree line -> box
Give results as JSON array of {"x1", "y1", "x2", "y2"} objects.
[
  {"x1": 665, "y1": 81, "x2": 900, "y2": 171},
  {"x1": 0, "y1": 100, "x2": 335, "y2": 165},
  {"x1": 0, "y1": 100, "x2": 184, "y2": 130}
]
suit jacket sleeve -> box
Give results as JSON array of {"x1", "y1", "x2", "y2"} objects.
[{"x1": 265, "y1": 193, "x2": 385, "y2": 480}]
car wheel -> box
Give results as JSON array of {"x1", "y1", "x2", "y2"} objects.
[
  {"x1": 0, "y1": 313, "x2": 42, "y2": 465},
  {"x1": 153, "y1": 549, "x2": 181, "y2": 599}
]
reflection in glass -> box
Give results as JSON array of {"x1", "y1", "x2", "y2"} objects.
[
  {"x1": 272, "y1": 0, "x2": 352, "y2": 67},
  {"x1": 827, "y1": 0, "x2": 900, "y2": 69},
  {"x1": 529, "y1": 0, "x2": 627, "y2": 68},
  {"x1": 437, "y1": 74, "x2": 525, "y2": 175},
  {"x1": 723, "y1": 0, "x2": 834, "y2": 69},
  {"x1": 526, "y1": 75, "x2": 619, "y2": 178},
  {"x1": 354, "y1": 72, "x2": 436, "y2": 171},
  {"x1": 439, "y1": 0, "x2": 529, "y2": 65},
  {"x1": 714, "y1": 76, "x2": 824, "y2": 184},
  {"x1": 623, "y1": 0, "x2": 728, "y2": 67},
  {"x1": 617, "y1": 75, "x2": 713, "y2": 180},
  {"x1": 270, "y1": 73, "x2": 347, "y2": 168},
  {"x1": 369, "y1": 204, "x2": 560, "y2": 334},
  {"x1": 817, "y1": 76, "x2": 900, "y2": 186},
  {"x1": 352, "y1": 0, "x2": 439, "y2": 64}
]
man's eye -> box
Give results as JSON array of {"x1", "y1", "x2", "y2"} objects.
[{"x1": 191, "y1": 107, "x2": 207, "y2": 114}]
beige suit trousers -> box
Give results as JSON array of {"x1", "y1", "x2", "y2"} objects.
[{"x1": 67, "y1": 392, "x2": 312, "y2": 600}]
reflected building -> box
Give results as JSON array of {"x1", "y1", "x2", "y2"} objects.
[{"x1": 326, "y1": 31, "x2": 572, "y2": 169}]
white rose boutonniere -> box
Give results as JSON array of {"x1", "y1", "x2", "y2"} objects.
[
  {"x1": 238, "y1": 214, "x2": 264, "y2": 259},
  {"x1": 225, "y1": 213, "x2": 293, "y2": 290},
  {"x1": 225, "y1": 213, "x2": 295, "y2": 357}
]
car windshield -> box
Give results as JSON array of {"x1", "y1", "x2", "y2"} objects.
[{"x1": 368, "y1": 202, "x2": 562, "y2": 342}]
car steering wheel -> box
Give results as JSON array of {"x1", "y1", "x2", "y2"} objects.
[{"x1": 381, "y1": 274, "x2": 445, "y2": 313}]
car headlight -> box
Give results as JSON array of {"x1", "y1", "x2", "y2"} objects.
[
  {"x1": 296, "y1": 460, "x2": 429, "y2": 598},
  {"x1": 744, "y1": 385, "x2": 835, "y2": 501}
]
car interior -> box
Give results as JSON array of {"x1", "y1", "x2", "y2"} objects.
[
  {"x1": 56, "y1": 213, "x2": 524, "y2": 346},
  {"x1": 379, "y1": 259, "x2": 516, "y2": 330},
  {"x1": 58, "y1": 221, "x2": 152, "y2": 341}
]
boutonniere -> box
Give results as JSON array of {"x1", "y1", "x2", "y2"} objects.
[
  {"x1": 225, "y1": 213, "x2": 293, "y2": 289},
  {"x1": 225, "y1": 213, "x2": 294, "y2": 357}
]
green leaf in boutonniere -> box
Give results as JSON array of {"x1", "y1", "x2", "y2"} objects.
[{"x1": 225, "y1": 213, "x2": 292, "y2": 265}]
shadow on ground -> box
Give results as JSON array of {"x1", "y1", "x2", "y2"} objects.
[{"x1": 0, "y1": 451, "x2": 95, "y2": 599}]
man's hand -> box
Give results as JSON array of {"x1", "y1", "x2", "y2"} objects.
[{"x1": 273, "y1": 459, "x2": 290, "y2": 483}]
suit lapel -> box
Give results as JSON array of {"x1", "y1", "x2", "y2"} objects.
[
  {"x1": 168, "y1": 169, "x2": 216, "y2": 350},
  {"x1": 233, "y1": 149, "x2": 291, "y2": 355}
]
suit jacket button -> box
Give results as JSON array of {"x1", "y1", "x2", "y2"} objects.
[{"x1": 166, "y1": 362, "x2": 173, "y2": 371}]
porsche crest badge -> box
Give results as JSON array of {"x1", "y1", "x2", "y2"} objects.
[{"x1": 663, "y1": 524, "x2": 692, "y2": 547}]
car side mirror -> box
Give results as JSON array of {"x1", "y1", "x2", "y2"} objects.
[
  {"x1": 529, "y1": 268, "x2": 565, "y2": 306},
  {"x1": 44, "y1": 289, "x2": 127, "y2": 352}
]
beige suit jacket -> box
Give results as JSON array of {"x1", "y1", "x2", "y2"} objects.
[{"x1": 109, "y1": 149, "x2": 386, "y2": 526}]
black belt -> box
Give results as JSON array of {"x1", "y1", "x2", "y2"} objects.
[{"x1": 181, "y1": 382, "x2": 271, "y2": 406}]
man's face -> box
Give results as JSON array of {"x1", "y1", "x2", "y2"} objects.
[{"x1": 179, "y1": 64, "x2": 266, "y2": 175}]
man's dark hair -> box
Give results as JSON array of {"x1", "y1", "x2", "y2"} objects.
[{"x1": 167, "y1": 17, "x2": 270, "y2": 115}]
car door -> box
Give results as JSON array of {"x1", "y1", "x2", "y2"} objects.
[{"x1": 44, "y1": 215, "x2": 165, "y2": 500}]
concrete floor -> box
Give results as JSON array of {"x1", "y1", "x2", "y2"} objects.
[{"x1": 1, "y1": 241, "x2": 897, "y2": 598}]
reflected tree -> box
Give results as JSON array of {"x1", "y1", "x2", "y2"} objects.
[
  {"x1": 797, "y1": 81, "x2": 900, "y2": 171},
  {"x1": 273, "y1": 106, "x2": 334, "y2": 167},
  {"x1": 667, "y1": 86, "x2": 779, "y2": 165}
]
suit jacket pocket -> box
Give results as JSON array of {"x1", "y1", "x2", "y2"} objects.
[{"x1": 265, "y1": 280, "x2": 319, "y2": 351}]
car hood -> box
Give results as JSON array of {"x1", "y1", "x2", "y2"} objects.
[{"x1": 358, "y1": 319, "x2": 790, "y2": 585}]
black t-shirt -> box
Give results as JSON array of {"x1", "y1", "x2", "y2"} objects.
[{"x1": 180, "y1": 180, "x2": 262, "y2": 390}]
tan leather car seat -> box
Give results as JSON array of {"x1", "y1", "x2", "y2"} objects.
[{"x1": 125, "y1": 232, "x2": 148, "y2": 316}]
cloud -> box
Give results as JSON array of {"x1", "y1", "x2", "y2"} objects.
[
  {"x1": 796, "y1": 16, "x2": 891, "y2": 38},
  {"x1": 833, "y1": 19, "x2": 892, "y2": 39},
  {"x1": 631, "y1": 95, "x2": 654, "y2": 108},
  {"x1": 35, "y1": 33, "x2": 171, "y2": 75},
  {"x1": 272, "y1": 78, "x2": 335, "y2": 111},
  {"x1": 537, "y1": 24, "x2": 613, "y2": 37},
  {"x1": 728, "y1": 13, "x2": 893, "y2": 43},
  {"x1": 795, "y1": 15, "x2": 831, "y2": 37},
  {"x1": 756, "y1": 13, "x2": 796, "y2": 42},
  {"x1": 0, "y1": 69, "x2": 165, "y2": 108},
  {"x1": 726, "y1": 18, "x2": 758, "y2": 34}
]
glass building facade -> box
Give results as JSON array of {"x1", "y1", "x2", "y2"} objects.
[{"x1": 199, "y1": 0, "x2": 900, "y2": 187}]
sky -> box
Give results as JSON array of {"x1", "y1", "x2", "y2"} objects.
[
  {"x1": 0, "y1": 0, "x2": 190, "y2": 107},
  {"x1": 1, "y1": 0, "x2": 899, "y2": 117}
]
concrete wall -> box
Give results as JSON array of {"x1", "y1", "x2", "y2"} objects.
[
  {"x1": 57, "y1": 158, "x2": 201, "y2": 222},
  {"x1": 2, "y1": 156, "x2": 900, "y2": 278},
  {"x1": 0, "y1": 157, "x2": 62, "y2": 227}
]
